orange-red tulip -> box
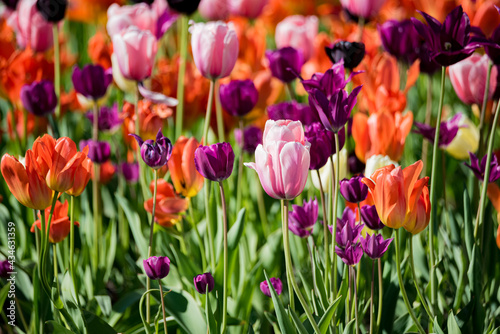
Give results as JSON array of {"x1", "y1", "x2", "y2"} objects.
[
  {"x1": 168, "y1": 136, "x2": 204, "y2": 198},
  {"x1": 67, "y1": 155, "x2": 92, "y2": 196},
  {"x1": 91, "y1": 160, "x2": 116, "y2": 185},
  {"x1": 486, "y1": 182, "x2": 500, "y2": 250},
  {"x1": 144, "y1": 179, "x2": 189, "y2": 228},
  {"x1": 31, "y1": 200, "x2": 79, "y2": 243}
]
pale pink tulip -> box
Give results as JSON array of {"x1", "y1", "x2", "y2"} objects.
[
  {"x1": 106, "y1": 2, "x2": 158, "y2": 37},
  {"x1": 245, "y1": 120, "x2": 310, "y2": 200},
  {"x1": 112, "y1": 26, "x2": 158, "y2": 81},
  {"x1": 275, "y1": 15, "x2": 318, "y2": 62},
  {"x1": 339, "y1": 0, "x2": 386, "y2": 19},
  {"x1": 228, "y1": 0, "x2": 268, "y2": 19},
  {"x1": 449, "y1": 53, "x2": 498, "y2": 105},
  {"x1": 189, "y1": 21, "x2": 239, "y2": 80},
  {"x1": 198, "y1": 0, "x2": 229, "y2": 20}
]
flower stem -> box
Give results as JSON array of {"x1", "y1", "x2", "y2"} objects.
[
  {"x1": 159, "y1": 282, "x2": 168, "y2": 334},
  {"x1": 219, "y1": 182, "x2": 228, "y2": 334},
  {"x1": 316, "y1": 170, "x2": 330, "y2": 299},
  {"x1": 347, "y1": 265, "x2": 351, "y2": 323},
  {"x1": 92, "y1": 101, "x2": 101, "y2": 275},
  {"x1": 421, "y1": 74, "x2": 433, "y2": 178},
  {"x1": 330, "y1": 132, "x2": 341, "y2": 300},
  {"x1": 205, "y1": 183, "x2": 216, "y2": 270},
  {"x1": 409, "y1": 236, "x2": 433, "y2": 319},
  {"x1": 202, "y1": 80, "x2": 215, "y2": 143},
  {"x1": 352, "y1": 266, "x2": 360, "y2": 334},
  {"x1": 478, "y1": 61, "x2": 493, "y2": 156},
  {"x1": 215, "y1": 81, "x2": 225, "y2": 142},
  {"x1": 69, "y1": 196, "x2": 79, "y2": 305},
  {"x1": 53, "y1": 24, "x2": 61, "y2": 118},
  {"x1": 236, "y1": 119, "x2": 245, "y2": 212},
  {"x1": 370, "y1": 260, "x2": 375, "y2": 334},
  {"x1": 53, "y1": 244, "x2": 58, "y2": 290},
  {"x1": 255, "y1": 172, "x2": 269, "y2": 235},
  {"x1": 175, "y1": 15, "x2": 188, "y2": 138},
  {"x1": 376, "y1": 258, "x2": 383, "y2": 331},
  {"x1": 146, "y1": 169, "x2": 159, "y2": 324},
  {"x1": 188, "y1": 198, "x2": 207, "y2": 270},
  {"x1": 394, "y1": 229, "x2": 426, "y2": 334}
]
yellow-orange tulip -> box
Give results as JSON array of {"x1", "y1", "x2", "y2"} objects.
[{"x1": 168, "y1": 136, "x2": 204, "y2": 198}]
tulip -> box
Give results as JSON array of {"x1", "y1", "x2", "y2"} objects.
[
  {"x1": 219, "y1": 80, "x2": 259, "y2": 117},
  {"x1": 336, "y1": 210, "x2": 364, "y2": 248},
  {"x1": 112, "y1": 26, "x2": 158, "y2": 82},
  {"x1": 465, "y1": 152, "x2": 500, "y2": 183},
  {"x1": 193, "y1": 273, "x2": 215, "y2": 294},
  {"x1": 445, "y1": 115, "x2": 479, "y2": 160},
  {"x1": 364, "y1": 155, "x2": 399, "y2": 177},
  {"x1": 31, "y1": 200, "x2": 79, "y2": 243},
  {"x1": 245, "y1": 120, "x2": 310, "y2": 200},
  {"x1": 403, "y1": 186, "x2": 431, "y2": 235},
  {"x1": 166, "y1": 0, "x2": 200, "y2": 15},
  {"x1": 301, "y1": 61, "x2": 360, "y2": 98},
  {"x1": 79, "y1": 140, "x2": 111, "y2": 164},
  {"x1": 378, "y1": 19, "x2": 420, "y2": 64},
  {"x1": 36, "y1": 0, "x2": 67, "y2": 22},
  {"x1": 72, "y1": 64, "x2": 113, "y2": 100},
  {"x1": 485, "y1": 8, "x2": 500, "y2": 65},
  {"x1": 1, "y1": 152, "x2": 53, "y2": 210},
  {"x1": 332, "y1": 207, "x2": 356, "y2": 233},
  {"x1": 414, "y1": 113, "x2": 463, "y2": 148},
  {"x1": 288, "y1": 198, "x2": 318, "y2": 238},
  {"x1": 20, "y1": 80, "x2": 58, "y2": 116},
  {"x1": 198, "y1": 0, "x2": 228, "y2": 20},
  {"x1": 93, "y1": 161, "x2": 116, "y2": 185},
  {"x1": 228, "y1": 0, "x2": 268, "y2": 19},
  {"x1": 144, "y1": 179, "x2": 189, "y2": 227},
  {"x1": 340, "y1": 175, "x2": 368, "y2": 204},
  {"x1": 275, "y1": 15, "x2": 318, "y2": 62},
  {"x1": 130, "y1": 129, "x2": 172, "y2": 170},
  {"x1": 260, "y1": 277, "x2": 282, "y2": 297},
  {"x1": 190, "y1": 21, "x2": 239, "y2": 80},
  {"x1": 360, "y1": 234, "x2": 392, "y2": 259},
  {"x1": 106, "y1": 2, "x2": 158, "y2": 37},
  {"x1": 118, "y1": 162, "x2": 139, "y2": 183},
  {"x1": 156, "y1": 9, "x2": 178, "y2": 40},
  {"x1": 449, "y1": 54, "x2": 497, "y2": 105},
  {"x1": 325, "y1": 41, "x2": 365, "y2": 70},
  {"x1": 348, "y1": 152, "x2": 365, "y2": 175},
  {"x1": 111, "y1": 53, "x2": 137, "y2": 94},
  {"x1": 234, "y1": 126, "x2": 262, "y2": 155},
  {"x1": 335, "y1": 242, "x2": 363, "y2": 266},
  {"x1": 66, "y1": 155, "x2": 92, "y2": 197},
  {"x1": 143, "y1": 256, "x2": 170, "y2": 280},
  {"x1": 2, "y1": 0, "x2": 18, "y2": 10},
  {"x1": 304, "y1": 122, "x2": 333, "y2": 170},
  {"x1": 266, "y1": 47, "x2": 303, "y2": 83},
  {"x1": 268, "y1": 101, "x2": 318, "y2": 126},
  {"x1": 194, "y1": 143, "x2": 235, "y2": 182},
  {"x1": 416, "y1": 40, "x2": 441, "y2": 75},
  {"x1": 86, "y1": 104, "x2": 122, "y2": 132},
  {"x1": 311, "y1": 149, "x2": 348, "y2": 192},
  {"x1": 360, "y1": 205, "x2": 384, "y2": 230},
  {"x1": 339, "y1": 0, "x2": 386, "y2": 20},
  {"x1": 0, "y1": 260, "x2": 11, "y2": 278},
  {"x1": 168, "y1": 136, "x2": 204, "y2": 197}
]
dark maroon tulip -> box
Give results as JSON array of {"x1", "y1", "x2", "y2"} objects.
[
  {"x1": 301, "y1": 60, "x2": 361, "y2": 98},
  {"x1": 335, "y1": 241, "x2": 363, "y2": 266},
  {"x1": 325, "y1": 41, "x2": 365, "y2": 70},
  {"x1": 360, "y1": 234, "x2": 393, "y2": 259},
  {"x1": 340, "y1": 175, "x2": 368, "y2": 203},
  {"x1": 348, "y1": 152, "x2": 365, "y2": 175},
  {"x1": 266, "y1": 47, "x2": 303, "y2": 83},
  {"x1": 378, "y1": 19, "x2": 420, "y2": 64},
  {"x1": 36, "y1": 0, "x2": 67, "y2": 22},
  {"x1": 288, "y1": 198, "x2": 318, "y2": 238},
  {"x1": 465, "y1": 152, "x2": 500, "y2": 183},
  {"x1": 1, "y1": 0, "x2": 18, "y2": 10},
  {"x1": 260, "y1": 277, "x2": 283, "y2": 297},
  {"x1": 86, "y1": 104, "x2": 122, "y2": 132},
  {"x1": 79, "y1": 140, "x2": 111, "y2": 164},
  {"x1": 234, "y1": 126, "x2": 262, "y2": 154},
  {"x1": 166, "y1": 0, "x2": 200, "y2": 15},
  {"x1": 414, "y1": 113, "x2": 462, "y2": 148},
  {"x1": 267, "y1": 101, "x2": 318, "y2": 126},
  {"x1": 416, "y1": 40, "x2": 441, "y2": 75},
  {"x1": 193, "y1": 273, "x2": 215, "y2": 294},
  {"x1": 305, "y1": 123, "x2": 333, "y2": 170},
  {"x1": 118, "y1": 162, "x2": 140, "y2": 183},
  {"x1": 194, "y1": 142, "x2": 234, "y2": 182},
  {"x1": 360, "y1": 205, "x2": 384, "y2": 230},
  {"x1": 484, "y1": 6, "x2": 500, "y2": 65},
  {"x1": 220, "y1": 80, "x2": 259, "y2": 117},
  {"x1": 72, "y1": 64, "x2": 113, "y2": 100},
  {"x1": 0, "y1": 260, "x2": 11, "y2": 278},
  {"x1": 20, "y1": 80, "x2": 57, "y2": 116},
  {"x1": 143, "y1": 256, "x2": 170, "y2": 280},
  {"x1": 130, "y1": 130, "x2": 172, "y2": 170}
]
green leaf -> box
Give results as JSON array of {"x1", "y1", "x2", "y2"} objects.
[
  {"x1": 206, "y1": 295, "x2": 217, "y2": 334},
  {"x1": 95, "y1": 295, "x2": 112, "y2": 317},
  {"x1": 45, "y1": 320, "x2": 75, "y2": 334},
  {"x1": 83, "y1": 310, "x2": 117, "y2": 333},
  {"x1": 468, "y1": 245, "x2": 485, "y2": 334},
  {"x1": 264, "y1": 270, "x2": 295, "y2": 334},
  {"x1": 343, "y1": 319, "x2": 355, "y2": 334},
  {"x1": 447, "y1": 311, "x2": 461, "y2": 334},
  {"x1": 463, "y1": 189, "x2": 473, "y2": 260},
  {"x1": 163, "y1": 288, "x2": 207, "y2": 333},
  {"x1": 116, "y1": 194, "x2": 148, "y2": 259},
  {"x1": 0, "y1": 283, "x2": 10, "y2": 311},
  {"x1": 433, "y1": 317, "x2": 445, "y2": 334},
  {"x1": 288, "y1": 307, "x2": 309, "y2": 334},
  {"x1": 228, "y1": 208, "x2": 246, "y2": 252},
  {"x1": 318, "y1": 296, "x2": 342, "y2": 334}
]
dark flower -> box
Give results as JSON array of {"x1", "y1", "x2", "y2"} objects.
[
  {"x1": 20, "y1": 80, "x2": 57, "y2": 116},
  {"x1": 267, "y1": 101, "x2": 318, "y2": 126},
  {"x1": 0, "y1": 260, "x2": 11, "y2": 278},
  {"x1": 130, "y1": 129, "x2": 173, "y2": 170},
  {"x1": 234, "y1": 126, "x2": 263, "y2": 155},
  {"x1": 360, "y1": 234, "x2": 393, "y2": 259},
  {"x1": 193, "y1": 273, "x2": 215, "y2": 294},
  {"x1": 348, "y1": 152, "x2": 365, "y2": 175},
  {"x1": 465, "y1": 152, "x2": 500, "y2": 183},
  {"x1": 414, "y1": 113, "x2": 463, "y2": 148},
  {"x1": 288, "y1": 198, "x2": 318, "y2": 238},
  {"x1": 325, "y1": 41, "x2": 365, "y2": 70},
  {"x1": 72, "y1": 64, "x2": 113, "y2": 100},
  {"x1": 378, "y1": 19, "x2": 420, "y2": 64},
  {"x1": 79, "y1": 140, "x2": 111, "y2": 164},
  {"x1": 36, "y1": 0, "x2": 67, "y2": 23},
  {"x1": 360, "y1": 205, "x2": 384, "y2": 230},
  {"x1": 118, "y1": 162, "x2": 139, "y2": 183},
  {"x1": 143, "y1": 256, "x2": 170, "y2": 280},
  {"x1": 301, "y1": 60, "x2": 361, "y2": 98},
  {"x1": 260, "y1": 277, "x2": 283, "y2": 297},
  {"x1": 219, "y1": 79, "x2": 259, "y2": 117},
  {"x1": 1, "y1": 0, "x2": 18, "y2": 10},
  {"x1": 266, "y1": 47, "x2": 303, "y2": 83},
  {"x1": 194, "y1": 142, "x2": 235, "y2": 182},
  {"x1": 166, "y1": 0, "x2": 200, "y2": 15},
  {"x1": 305, "y1": 122, "x2": 333, "y2": 170},
  {"x1": 86, "y1": 104, "x2": 122, "y2": 132},
  {"x1": 340, "y1": 175, "x2": 369, "y2": 203},
  {"x1": 335, "y1": 241, "x2": 363, "y2": 266}
]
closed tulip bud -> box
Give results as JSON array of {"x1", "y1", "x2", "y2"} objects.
[
  {"x1": 260, "y1": 277, "x2": 282, "y2": 297},
  {"x1": 340, "y1": 175, "x2": 368, "y2": 203},
  {"x1": 219, "y1": 80, "x2": 259, "y2": 117},
  {"x1": 0, "y1": 260, "x2": 11, "y2": 278},
  {"x1": 79, "y1": 140, "x2": 111, "y2": 164},
  {"x1": 31, "y1": 201, "x2": 79, "y2": 243},
  {"x1": 266, "y1": 47, "x2": 303, "y2": 83},
  {"x1": 72, "y1": 64, "x2": 113, "y2": 100},
  {"x1": 228, "y1": 0, "x2": 268, "y2": 19},
  {"x1": 193, "y1": 273, "x2": 215, "y2": 294},
  {"x1": 275, "y1": 15, "x2": 318, "y2": 62},
  {"x1": 304, "y1": 123, "x2": 333, "y2": 170},
  {"x1": 106, "y1": 2, "x2": 158, "y2": 38},
  {"x1": 86, "y1": 104, "x2": 122, "y2": 132},
  {"x1": 36, "y1": 0, "x2": 67, "y2": 23},
  {"x1": 268, "y1": 101, "x2": 318, "y2": 126},
  {"x1": 20, "y1": 80, "x2": 57, "y2": 116},
  {"x1": 130, "y1": 129, "x2": 172, "y2": 170},
  {"x1": 198, "y1": 0, "x2": 228, "y2": 20},
  {"x1": 445, "y1": 115, "x2": 479, "y2": 160},
  {"x1": 66, "y1": 156, "x2": 92, "y2": 197},
  {"x1": 119, "y1": 162, "x2": 139, "y2": 183},
  {"x1": 234, "y1": 126, "x2": 262, "y2": 155},
  {"x1": 360, "y1": 205, "x2": 384, "y2": 230},
  {"x1": 166, "y1": 0, "x2": 200, "y2": 15},
  {"x1": 11, "y1": 0, "x2": 54, "y2": 52},
  {"x1": 340, "y1": 0, "x2": 386, "y2": 20},
  {"x1": 360, "y1": 234, "x2": 393, "y2": 259},
  {"x1": 325, "y1": 41, "x2": 365, "y2": 70},
  {"x1": 111, "y1": 53, "x2": 137, "y2": 94},
  {"x1": 378, "y1": 19, "x2": 420, "y2": 64},
  {"x1": 143, "y1": 256, "x2": 170, "y2": 280},
  {"x1": 194, "y1": 143, "x2": 234, "y2": 182}
]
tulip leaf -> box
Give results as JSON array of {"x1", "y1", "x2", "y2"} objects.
[
  {"x1": 206, "y1": 294, "x2": 217, "y2": 334},
  {"x1": 463, "y1": 189, "x2": 473, "y2": 260},
  {"x1": 115, "y1": 194, "x2": 148, "y2": 259},
  {"x1": 44, "y1": 320, "x2": 74, "y2": 334},
  {"x1": 288, "y1": 307, "x2": 309, "y2": 334},
  {"x1": 228, "y1": 208, "x2": 246, "y2": 252},
  {"x1": 318, "y1": 296, "x2": 342, "y2": 334},
  {"x1": 433, "y1": 317, "x2": 445, "y2": 334},
  {"x1": 264, "y1": 270, "x2": 296, "y2": 334},
  {"x1": 163, "y1": 288, "x2": 207, "y2": 334},
  {"x1": 83, "y1": 310, "x2": 117, "y2": 333},
  {"x1": 447, "y1": 311, "x2": 461, "y2": 334},
  {"x1": 468, "y1": 245, "x2": 485, "y2": 334},
  {"x1": 343, "y1": 319, "x2": 355, "y2": 334}
]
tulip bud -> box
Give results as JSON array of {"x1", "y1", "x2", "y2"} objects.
[
  {"x1": 119, "y1": 162, "x2": 139, "y2": 184},
  {"x1": 275, "y1": 15, "x2": 318, "y2": 62},
  {"x1": 266, "y1": 47, "x2": 303, "y2": 83},
  {"x1": 360, "y1": 205, "x2": 384, "y2": 230},
  {"x1": 166, "y1": 0, "x2": 200, "y2": 15},
  {"x1": 0, "y1": 260, "x2": 11, "y2": 278},
  {"x1": 79, "y1": 140, "x2": 111, "y2": 164},
  {"x1": 260, "y1": 277, "x2": 282, "y2": 297},
  {"x1": 72, "y1": 64, "x2": 113, "y2": 100},
  {"x1": 130, "y1": 129, "x2": 173, "y2": 170},
  {"x1": 194, "y1": 143, "x2": 235, "y2": 182},
  {"x1": 219, "y1": 80, "x2": 259, "y2": 117},
  {"x1": 234, "y1": 126, "x2": 262, "y2": 155},
  {"x1": 340, "y1": 175, "x2": 368, "y2": 203},
  {"x1": 193, "y1": 273, "x2": 215, "y2": 294},
  {"x1": 325, "y1": 41, "x2": 365, "y2": 70},
  {"x1": 143, "y1": 256, "x2": 170, "y2": 280},
  {"x1": 20, "y1": 81, "x2": 57, "y2": 116},
  {"x1": 36, "y1": 0, "x2": 68, "y2": 22}
]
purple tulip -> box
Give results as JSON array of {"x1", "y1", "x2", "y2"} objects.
[
  {"x1": 360, "y1": 234, "x2": 393, "y2": 259},
  {"x1": 194, "y1": 142, "x2": 235, "y2": 182},
  {"x1": 79, "y1": 140, "x2": 111, "y2": 164},
  {"x1": 485, "y1": 16, "x2": 500, "y2": 64},
  {"x1": 234, "y1": 126, "x2": 263, "y2": 154},
  {"x1": 220, "y1": 80, "x2": 259, "y2": 117},
  {"x1": 20, "y1": 80, "x2": 57, "y2": 116},
  {"x1": 465, "y1": 152, "x2": 500, "y2": 183},
  {"x1": 308, "y1": 86, "x2": 362, "y2": 133},
  {"x1": 86, "y1": 104, "x2": 122, "y2": 132},
  {"x1": 260, "y1": 277, "x2": 283, "y2": 297},
  {"x1": 143, "y1": 256, "x2": 170, "y2": 280},
  {"x1": 118, "y1": 162, "x2": 140, "y2": 183},
  {"x1": 335, "y1": 241, "x2": 363, "y2": 266},
  {"x1": 348, "y1": 152, "x2": 365, "y2": 175},
  {"x1": 325, "y1": 41, "x2": 365, "y2": 70},
  {"x1": 72, "y1": 64, "x2": 113, "y2": 100},
  {"x1": 301, "y1": 60, "x2": 361, "y2": 98},
  {"x1": 156, "y1": 10, "x2": 178, "y2": 40},
  {"x1": 378, "y1": 19, "x2": 421, "y2": 64},
  {"x1": 0, "y1": 260, "x2": 11, "y2": 278},
  {"x1": 416, "y1": 40, "x2": 441, "y2": 75},
  {"x1": 36, "y1": 0, "x2": 67, "y2": 23},
  {"x1": 340, "y1": 175, "x2": 368, "y2": 203},
  {"x1": 304, "y1": 122, "x2": 333, "y2": 170},
  {"x1": 411, "y1": 6, "x2": 485, "y2": 67},
  {"x1": 267, "y1": 101, "x2": 318, "y2": 126},
  {"x1": 193, "y1": 272, "x2": 215, "y2": 294},
  {"x1": 266, "y1": 47, "x2": 303, "y2": 83},
  {"x1": 130, "y1": 130, "x2": 172, "y2": 170},
  {"x1": 336, "y1": 213, "x2": 364, "y2": 249},
  {"x1": 330, "y1": 207, "x2": 357, "y2": 234},
  {"x1": 360, "y1": 205, "x2": 384, "y2": 230},
  {"x1": 288, "y1": 198, "x2": 319, "y2": 238},
  {"x1": 414, "y1": 113, "x2": 463, "y2": 148}
]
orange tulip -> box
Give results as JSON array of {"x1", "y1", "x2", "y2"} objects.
[
  {"x1": 401, "y1": 163, "x2": 431, "y2": 234},
  {"x1": 144, "y1": 179, "x2": 189, "y2": 228},
  {"x1": 67, "y1": 155, "x2": 92, "y2": 196},
  {"x1": 88, "y1": 31, "x2": 113, "y2": 69},
  {"x1": 31, "y1": 200, "x2": 79, "y2": 243},
  {"x1": 168, "y1": 136, "x2": 204, "y2": 198},
  {"x1": 1, "y1": 151, "x2": 53, "y2": 210},
  {"x1": 486, "y1": 182, "x2": 500, "y2": 250},
  {"x1": 91, "y1": 160, "x2": 116, "y2": 185}
]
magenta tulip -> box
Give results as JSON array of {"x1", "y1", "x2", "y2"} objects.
[{"x1": 10, "y1": 0, "x2": 53, "y2": 52}]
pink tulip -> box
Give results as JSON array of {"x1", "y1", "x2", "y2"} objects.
[
  {"x1": 199, "y1": 0, "x2": 229, "y2": 20},
  {"x1": 339, "y1": 0, "x2": 386, "y2": 19},
  {"x1": 112, "y1": 26, "x2": 158, "y2": 82},
  {"x1": 275, "y1": 15, "x2": 318, "y2": 62},
  {"x1": 106, "y1": 2, "x2": 158, "y2": 37},
  {"x1": 228, "y1": 0, "x2": 268, "y2": 19},
  {"x1": 8, "y1": 0, "x2": 53, "y2": 52},
  {"x1": 190, "y1": 21, "x2": 239, "y2": 80},
  {"x1": 245, "y1": 120, "x2": 310, "y2": 200},
  {"x1": 449, "y1": 53, "x2": 498, "y2": 105}
]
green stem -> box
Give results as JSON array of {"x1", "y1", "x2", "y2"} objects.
[
  {"x1": 219, "y1": 182, "x2": 228, "y2": 334},
  {"x1": 282, "y1": 201, "x2": 294, "y2": 310},
  {"x1": 202, "y1": 80, "x2": 215, "y2": 143},
  {"x1": 53, "y1": 24, "x2": 61, "y2": 118},
  {"x1": 92, "y1": 101, "x2": 100, "y2": 275},
  {"x1": 215, "y1": 81, "x2": 225, "y2": 142},
  {"x1": 175, "y1": 15, "x2": 189, "y2": 138},
  {"x1": 316, "y1": 170, "x2": 330, "y2": 298},
  {"x1": 370, "y1": 260, "x2": 374, "y2": 334},
  {"x1": 159, "y1": 282, "x2": 168, "y2": 334},
  {"x1": 147, "y1": 170, "x2": 159, "y2": 324},
  {"x1": 139, "y1": 289, "x2": 161, "y2": 334},
  {"x1": 395, "y1": 229, "x2": 426, "y2": 334},
  {"x1": 53, "y1": 244, "x2": 58, "y2": 290},
  {"x1": 347, "y1": 265, "x2": 351, "y2": 323},
  {"x1": 188, "y1": 198, "x2": 207, "y2": 270},
  {"x1": 255, "y1": 172, "x2": 269, "y2": 235},
  {"x1": 236, "y1": 119, "x2": 244, "y2": 212},
  {"x1": 421, "y1": 74, "x2": 433, "y2": 178},
  {"x1": 409, "y1": 236, "x2": 433, "y2": 319},
  {"x1": 352, "y1": 266, "x2": 360, "y2": 334},
  {"x1": 330, "y1": 132, "x2": 341, "y2": 300},
  {"x1": 376, "y1": 258, "x2": 382, "y2": 332},
  {"x1": 478, "y1": 61, "x2": 494, "y2": 157},
  {"x1": 286, "y1": 83, "x2": 296, "y2": 101},
  {"x1": 356, "y1": 16, "x2": 365, "y2": 42},
  {"x1": 205, "y1": 183, "x2": 216, "y2": 270}
]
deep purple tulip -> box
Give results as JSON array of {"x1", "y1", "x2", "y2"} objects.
[
  {"x1": 118, "y1": 162, "x2": 140, "y2": 183},
  {"x1": 86, "y1": 104, "x2": 122, "y2": 132},
  {"x1": 143, "y1": 256, "x2": 170, "y2": 280},
  {"x1": 414, "y1": 113, "x2": 462, "y2": 148},
  {"x1": 1, "y1": 0, "x2": 18, "y2": 10},
  {"x1": 260, "y1": 277, "x2": 283, "y2": 297},
  {"x1": 360, "y1": 234, "x2": 393, "y2": 259},
  {"x1": 411, "y1": 6, "x2": 485, "y2": 67},
  {"x1": 484, "y1": 6, "x2": 500, "y2": 65},
  {"x1": 193, "y1": 273, "x2": 215, "y2": 294},
  {"x1": 194, "y1": 142, "x2": 235, "y2": 182},
  {"x1": 348, "y1": 152, "x2": 365, "y2": 175},
  {"x1": 130, "y1": 129, "x2": 173, "y2": 170},
  {"x1": 308, "y1": 86, "x2": 362, "y2": 133},
  {"x1": 79, "y1": 140, "x2": 111, "y2": 164},
  {"x1": 234, "y1": 126, "x2": 263, "y2": 154},
  {"x1": 330, "y1": 207, "x2": 357, "y2": 234},
  {"x1": 465, "y1": 152, "x2": 500, "y2": 183},
  {"x1": 266, "y1": 47, "x2": 303, "y2": 83},
  {"x1": 288, "y1": 198, "x2": 319, "y2": 238},
  {"x1": 340, "y1": 175, "x2": 368, "y2": 203},
  {"x1": 166, "y1": 0, "x2": 200, "y2": 15},
  {"x1": 72, "y1": 64, "x2": 113, "y2": 100},
  {"x1": 0, "y1": 260, "x2": 11, "y2": 278},
  {"x1": 360, "y1": 205, "x2": 384, "y2": 230},
  {"x1": 378, "y1": 19, "x2": 420, "y2": 64},
  {"x1": 304, "y1": 122, "x2": 332, "y2": 170},
  {"x1": 416, "y1": 40, "x2": 441, "y2": 75},
  {"x1": 36, "y1": 0, "x2": 68, "y2": 23},
  {"x1": 20, "y1": 80, "x2": 57, "y2": 116},
  {"x1": 325, "y1": 41, "x2": 365, "y2": 70},
  {"x1": 336, "y1": 210, "x2": 364, "y2": 249},
  {"x1": 335, "y1": 241, "x2": 363, "y2": 266},
  {"x1": 220, "y1": 80, "x2": 259, "y2": 117},
  {"x1": 267, "y1": 101, "x2": 318, "y2": 126}
]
